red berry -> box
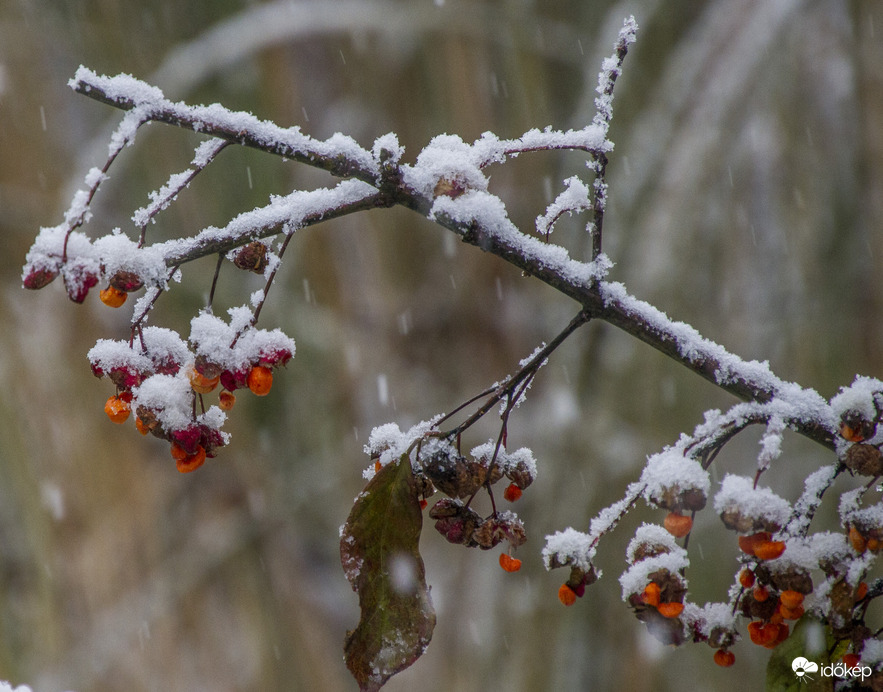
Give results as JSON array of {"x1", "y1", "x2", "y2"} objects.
[
  {"x1": 713, "y1": 649, "x2": 735, "y2": 667},
  {"x1": 843, "y1": 653, "x2": 861, "y2": 669},
  {"x1": 503, "y1": 482, "x2": 523, "y2": 502},
  {"x1": 738, "y1": 568, "x2": 755, "y2": 589}
]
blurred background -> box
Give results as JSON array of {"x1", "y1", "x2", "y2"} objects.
[{"x1": 1, "y1": 0, "x2": 882, "y2": 690}]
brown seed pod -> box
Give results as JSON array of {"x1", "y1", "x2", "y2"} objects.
[
  {"x1": 505, "y1": 460, "x2": 535, "y2": 490},
  {"x1": 429, "y1": 498, "x2": 483, "y2": 547},
  {"x1": 422, "y1": 451, "x2": 487, "y2": 498},
  {"x1": 233, "y1": 241, "x2": 269, "y2": 273},
  {"x1": 720, "y1": 510, "x2": 782, "y2": 535},
  {"x1": 108, "y1": 270, "x2": 144, "y2": 292},
  {"x1": 845, "y1": 443, "x2": 883, "y2": 477}
]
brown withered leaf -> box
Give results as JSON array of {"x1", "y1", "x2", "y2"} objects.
[{"x1": 340, "y1": 454, "x2": 436, "y2": 691}]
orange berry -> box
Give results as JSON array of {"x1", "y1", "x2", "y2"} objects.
[
  {"x1": 218, "y1": 390, "x2": 236, "y2": 411},
  {"x1": 850, "y1": 525, "x2": 867, "y2": 554},
  {"x1": 840, "y1": 422, "x2": 865, "y2": 443},
  {"x1": 657, "y1": 602, "x2": 684, "y2": 619},
  {"x1": 713, "y1": 649, "x2": 735, "y2": 667},
  {"x1": 641, "y1": 582, "x2": 661, "y2": 607},
  {"x1": 247, "y1": 365, "x2": 273, "y2": 396},
  {"x1": 176, "y1": 445, "x2": 206, "y2": 473},
  {"x1": 373, "y1": 459, "x2": 382, "y2": 474},
  {"x1": 663, "y1": 512, "x2": 693, "y2": 538},
  {"x1": 99, "y1": 285, "x2": 127, "y2": 308},
  {"x1": 748, "y1": 620, "x2": 779, "y2": 647},
  {"x1": 558, "y1": 583, "x2": 577, "y2": 607},
  {"x1": 778, "y1": 603, "x2": 804, "y2": 620},
  {"x1": 188, "y1": 366, "x2": 219, "y2": 394},
  {"x1": 135, "y1": 416, "x2": 150, "y2": 435},
  {"x1": 869, "y1": 537, "x2": 881, "y2": 553},
  {"x1": 104, "y1": 395, "x2": 130, "y2": 424},
  {"x1": 419, "y1": 499, "x2": 428, "y2": 510},
  {"x1": 753, "y1": 585, "x2": 769, "y2": 602},
  {"x1": 738, "y1": 532, "x2": 771, "y2": 556},
  {"x1": 856, "y1": 581, "x2": 869, "y2": 602},
  {"x1": 768, "y1": 622, "x2": 789, "y2": 648},
  {"x1": 503, "y1": 482, "x2": 523, "y2": 502},
  {"x1": 754, "y1": 540, "x2": 786, "y2": 561},
  {"x1": 499, "y1": 553, "x2": 522, "y2": 573},
  {"x1": 779, "y1": 590, "x2": 804, "y2": 610},
  {"x1": 738, "y1": 568, "x2": 756, "y2": 589}
]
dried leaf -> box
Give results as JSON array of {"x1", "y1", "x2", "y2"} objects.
[{"x1": 340, "y1": 454, "x2": 435, "y2": 691}]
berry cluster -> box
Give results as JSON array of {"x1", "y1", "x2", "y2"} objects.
[
  {"x1": 365, "y1": 428, "x2": 537, "y2": 574},
  {"x1": 421, "y1": 443, "x2": 534, "y2": 572},
  {"x1": 90, "y1": 308, "x2": 293, "y2": 472}
]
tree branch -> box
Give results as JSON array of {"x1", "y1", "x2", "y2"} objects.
[{"x1": 67, "y1": 66, "x2": 836, "y2": 453}]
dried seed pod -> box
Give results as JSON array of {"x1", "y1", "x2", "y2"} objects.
[
  {"x1": 233, "y1": 241, "x2": 269, "y2": 273},
  {"x1": 473, "y1": 519, "x2": 505, "y2": 550},
  {"x1": 22, "y1": 266, "x2": 58, "y2": 290},
  {"x1": 422, "y1": 451, "x2": 486, "y2": 498},
  {"x1": 505, "y1": 460, "x2": 535, "y2": 490},
  {"x1": 108, "y1": 270, "x2": 143, "y2": 292},
  {"x1": 429, "y1": 498, "x2": 483, "y2": 547},
  {"x1": 194, "y1": 354, "x2": 223, "y2": 380},
  {"x1": 845, "y1": 443, "x2": 883, "y2": 477},
  {"x1": 740, "y1": 589, "x2": 779, "y2": 621},
  {"x1": 721, "y1": 510, "x2": 782, "y2": 535}
]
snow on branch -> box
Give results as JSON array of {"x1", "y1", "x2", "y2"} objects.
[
  {"x1": 70, "y1": 66, "x2": 381, "y2": 184},
  {"x1": 26, "y1": 15, "x2": 883, "y2": 687}
]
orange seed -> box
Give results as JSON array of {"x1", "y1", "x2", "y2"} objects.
[
  {"x1": 99, "y1": 285, "x2": 127, "y2": 308},
  {"x1": 558, "y1": 583, "x2": 577, "y2": 607},
  {"x1": 663, "y1": 512, "x2": 693, "y2": 538},
  {"x1": 176, "y1": 445, "x2": 206, "y2": 473},
  {"x1": 657, "y1": 602, "x2": 684, "y2": 619},
  {"x1": 247, "y1": 365, "x2": 273, "y2": 396},
  {"x1": 104, "y1": 395, "x2": 130, "y2": 424},
  {"x1": 754, "y1": 540, "x2": 786, "y2": 561},
  {"x1": 499, "y1": 553, "x2": 522, "y2": 573}
]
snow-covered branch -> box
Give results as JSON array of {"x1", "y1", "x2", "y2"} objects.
[{"x1": 23, "y1": 14, "x2": 883, "y2": 689}]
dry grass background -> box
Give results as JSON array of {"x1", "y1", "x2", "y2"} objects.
[{"x1": 1, "y1": 1, "x2": 883, "y2": 690}]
